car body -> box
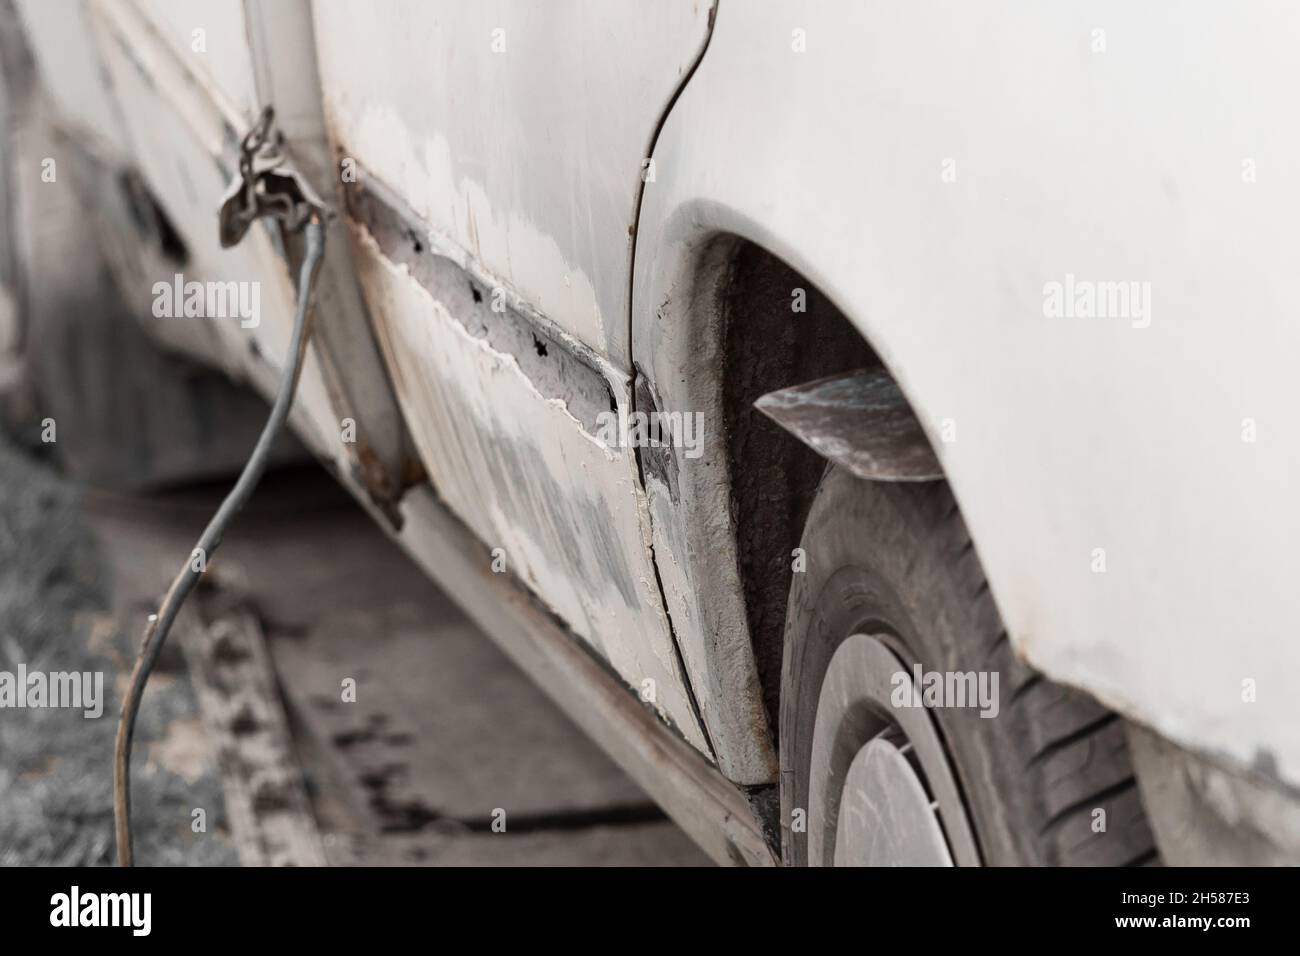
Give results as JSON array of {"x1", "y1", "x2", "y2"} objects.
[{"x1": 6, "y1": 0, "x2": 1299, "y2": 864}]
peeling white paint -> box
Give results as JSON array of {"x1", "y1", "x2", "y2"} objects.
[{"x1": 334, "y1": 103, "x2": 606, "y2": 351}]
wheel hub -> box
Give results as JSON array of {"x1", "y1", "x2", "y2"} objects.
[
  {"x1": 807, "y1": 633, "x2": 980, "y2": 866},
  {"x1": 833, "y1": 736, "x2": 953, "y2": 865}
]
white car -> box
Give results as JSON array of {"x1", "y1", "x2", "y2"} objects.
[{"x1": 6, "y1": 0, "x2": 1298, "y2": 866}]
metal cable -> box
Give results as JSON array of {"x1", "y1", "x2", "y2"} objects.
[{"x1": 113, "y1": 217, "x2": 326, "y2": 866}]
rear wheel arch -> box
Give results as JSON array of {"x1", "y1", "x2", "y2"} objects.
[{"x1": 633, "y1": 224, "x2": 1154, "y2": 865}]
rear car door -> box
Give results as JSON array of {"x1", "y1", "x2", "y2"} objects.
[{"x1": 310, "y1": 0, "x2": 717, "y2": 754}]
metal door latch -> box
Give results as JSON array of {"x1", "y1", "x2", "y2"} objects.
[{"x1": 218, "y1": 105, "x2": 327, "y2": 247}]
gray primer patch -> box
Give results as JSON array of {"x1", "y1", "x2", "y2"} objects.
[{"x1": 483, "y1": 428, "x2": 642, "y2": 613}]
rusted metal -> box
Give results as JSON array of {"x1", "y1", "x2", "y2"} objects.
[
  {"x1": 754, "y1": 368, "x2": 943, "y2": 482},
  {"x1": 344, "y1": 172, "x2": 617, "y2": 434}
]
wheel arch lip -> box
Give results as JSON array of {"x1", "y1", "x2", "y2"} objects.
[{"x1": 630, "y1": 187, "x2": 966, "y2": 789}]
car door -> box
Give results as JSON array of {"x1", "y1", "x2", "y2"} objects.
[{"x1": 309, "y1": 0, "x2": 716, "y2": 754}]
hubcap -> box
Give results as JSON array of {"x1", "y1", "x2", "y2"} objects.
[
  {"x1": 834, "y1": 736, "x2": 952, "y2": 865},
  {"x1": 807, "y1": 633, "x2": 980, "y2": 866}
]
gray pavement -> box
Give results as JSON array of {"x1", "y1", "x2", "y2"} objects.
[
  {"x1": 0, "y1": 434, "x2": 236, "y2": 866},
  {"x1": 0, "y1": 435, "x2": 708, "y2": 866}
]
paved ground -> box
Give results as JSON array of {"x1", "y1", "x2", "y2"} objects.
[
  {"x1": 0, "y1": 434, "x2": 709, "y2": 865},
  {"x1": 0, "y1": 435, "x2": 235, "y2": 866}
]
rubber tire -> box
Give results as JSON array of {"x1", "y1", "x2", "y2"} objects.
[{"x1": 780, "y1": 466, "x2": 1157, "y2": 866}]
